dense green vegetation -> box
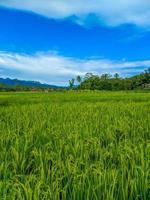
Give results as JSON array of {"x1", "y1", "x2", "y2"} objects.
[
  {"x1": 1, "y1": 68, "x2": 150, "y2": 92},
  {"x1": 71, "y1": 68, "x2": 150, "y2": 90},
  {"x1": 0, "y1": 91, "x2": 150, "y2": 199},
  {"x1": 0, "y1": 83, "x2": 58, "y2": 92},
  {"x1": 0, "y1": 83, "x2": 33, "y2": 92}
]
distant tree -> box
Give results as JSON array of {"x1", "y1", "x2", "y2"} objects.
[
  {"x1": 15, "y1": 85, "x2": 24, "y2": 91},
  {"x1": 144, "y1": 68, "x2": 150, "y2": 84},
  {"x1": 70, "y1": 68, "x2": 150, "y2": 91},
  {"x1": 69, "y1": 78, "x2": 75, "y2": 89},
  {"x1": 114, "y1": 73, "x2": 120, "y2": 79},
  {"x1": 84, "y1": 73, "x2": 94, "y2": 80},
  {"x1": 101, "y1": 73, "x2": 111, "y2": 80},
  {"x1": 147, "y1": 67, "x2": 150, "y2": 74},
  {"x1": 76, "y1": 75, "x2": 82, "y2": 84},
  {"x1": 0, "y1": 84, "x2": 6, "y2": 91}
]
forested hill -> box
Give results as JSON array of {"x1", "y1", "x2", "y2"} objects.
[{"x1": 0, "y1": 77, "x2": 62, "y2": 90}]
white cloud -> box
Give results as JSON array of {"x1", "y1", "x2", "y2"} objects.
[
  {"x1": 0, "y1": 51, "x2": 149, "y2": 85},
  {"x1": 0, "y1": 0, "x2": 150, "y2": 27}
]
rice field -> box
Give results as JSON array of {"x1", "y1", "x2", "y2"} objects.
[{"x1": 0, "y1": 91, "x2": 150, "y2": 200}]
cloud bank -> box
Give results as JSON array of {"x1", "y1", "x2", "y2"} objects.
[
  {"x1": 0, "y1": 52, "x2": 149, "y2": 85},
  {"x1": 0, "y1": 0, "x2": 150, "y2": 27}
]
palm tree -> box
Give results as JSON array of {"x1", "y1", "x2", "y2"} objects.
[
  {"x1": 76, "y1": 75, "x2": 82, "y2": 84},
  {"x1": 69, "y1": 78, "x2": 75, "y2": 89},
  {"x1": 114, "y1": 73, "x2": 119, "y2": 79}
]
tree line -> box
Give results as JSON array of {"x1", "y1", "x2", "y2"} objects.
[
  {"x1": 0, "y1": 84, "x2": 59, "y2": 92},
  {"x1": 1, "y1": 68, "x2": 150, "y2": 92},
  {"x1": 69, "y1": 68, "x2": 150, "y2": 90}
]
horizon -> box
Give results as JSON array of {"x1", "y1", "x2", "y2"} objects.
[
  {"x1": 0, "y1": 1, "x2": 150, "y2": 86},
  {"x1": 0, "y1": 66, "x2": 149, "y2": 87}
]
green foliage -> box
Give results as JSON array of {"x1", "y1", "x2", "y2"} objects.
[
  {"x1": 0, "y1": 91, "x2": 150, "y2": 199},
  {"x1": 114, "y1": 73, "x2": 120, "y2": 79},
  {"x1": 69, "y1": 78, "x2": 75, "y2": 89},
  {"x1": 0, "y1": 83, "x2": 15, "y2": 92},
  {"x1": 76, "y1": 75, "x2": 82, "y2": 84},
  {"x1": 0, "y1": 84, "x2": 57, "y2": 92},
  {"x1": 78, "y1": 68, "x2": 150, "y2": 90}
]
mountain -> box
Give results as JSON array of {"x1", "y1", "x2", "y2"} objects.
[{"x1": 0, "y1": 77, "x2": 64, "y2": 89}]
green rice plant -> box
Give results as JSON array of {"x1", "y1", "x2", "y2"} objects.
[{"x1": 0, "y1": 91, "x2": 150, "y2": 200}]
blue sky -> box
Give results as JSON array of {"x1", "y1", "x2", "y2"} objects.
[{"x1": 0, "y1": 0, "x2": 150, "y2": 85}]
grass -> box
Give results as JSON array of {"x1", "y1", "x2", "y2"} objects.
[{"x1": 0, "y1": 91, "x2": 150, "y2": 200}]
